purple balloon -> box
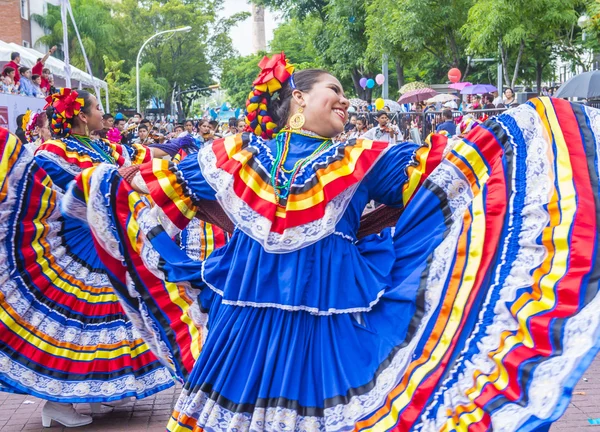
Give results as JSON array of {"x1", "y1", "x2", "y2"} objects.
[{"x1": 359, "y1": 77, "x2": 368, "y2": 89}]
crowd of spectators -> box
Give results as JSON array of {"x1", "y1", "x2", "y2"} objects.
[
  {"x1": 93, "y1": 113, "x2": 248, "y2": 150},
  {"x1": 1, "y1": 47, "x2": 56, "y2": 97}
]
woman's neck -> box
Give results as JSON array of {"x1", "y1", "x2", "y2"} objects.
[{"x1": 71, "y1": 127, "x2": 88, "y2": 137}]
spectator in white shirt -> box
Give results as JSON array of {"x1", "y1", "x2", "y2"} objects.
[{"x1": 361, "y1": 111, "x2": 403, "y2": 144}]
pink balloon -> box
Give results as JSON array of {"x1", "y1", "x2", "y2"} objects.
[{"x1": 375, "y1": 74, "x2": 385, "y2": 85}]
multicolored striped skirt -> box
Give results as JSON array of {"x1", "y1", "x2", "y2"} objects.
[
  {"x1": 68, "y1": 98, "x2": 600, "y2": 431},
  {"x1": 0, "y1": 128, "x2": 174, "y2": 403}
]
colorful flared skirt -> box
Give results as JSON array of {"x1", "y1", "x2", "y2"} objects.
[
  {"x1": 69, "y1": 98, "x2": 600, "y2": 431},
  {"x1": 0, "y1": 128, "x2": 175, "y2": 403}
]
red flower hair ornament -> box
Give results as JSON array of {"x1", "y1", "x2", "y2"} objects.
[
  {"x1": 245, "y1": 53, "x2": 295, "y2": 139},
  {"x1": 44, "y1": 88, "x2": 85, "y2": 136}
]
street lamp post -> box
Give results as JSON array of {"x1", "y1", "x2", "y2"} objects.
[{"x1": 136, "y1": 26, "x2": 192, "y2": 114}]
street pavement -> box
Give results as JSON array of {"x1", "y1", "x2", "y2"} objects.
[{"x1": 0, "y1": 357, "x2": 599, "y2": 431}]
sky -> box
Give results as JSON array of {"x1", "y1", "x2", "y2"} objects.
[{"x1": 220, "y1": 0, "x2": 282, "y2": 56}]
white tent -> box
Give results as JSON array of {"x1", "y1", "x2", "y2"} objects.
[
  {"x1": 5, "y1": 43, "x2": 107, "y2": 90},
  {"x1": 0, "y1": 40, "x2": 109, "y2": 110}
]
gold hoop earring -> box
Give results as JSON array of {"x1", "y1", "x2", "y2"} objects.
[{"x1": 289, "y1": 107, "x2": 305, "y2": 130}]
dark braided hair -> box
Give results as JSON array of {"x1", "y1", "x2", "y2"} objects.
[
  {"x1": 47, "y1": 89, "x2": 94, "y2": 137},
  {"x1": 244, "y1": 53, "x2": 329, "y2": 139}
]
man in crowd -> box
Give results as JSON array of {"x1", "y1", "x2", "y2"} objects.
[
  {"x1": 435, "y1": 109, "x2": 457, "y2": 137},
  {"x1": 32, "y1": 46, "x2": 56, "y2": 95},
  {"x1": 124, "y1": 113, "x2": 142, "y2": 143},
  {"x1": 361, "y1": 111, "x2": 402, "y2": 145},
  {"x1": 483, "y1": 94, "x2": 496, "y2": 109},
  {"x1": 15, "y1": 114, "x2": 27, "y2": 143},
  {"x1": 134, "y1": 124, "x2": 153, "y2": 145},
  {"x1": 140, "y1": 118, "x2": 152, "y2": 130},
  {"x1": 491, "y1": 90, "x2": 502, "y2": 106},
  {"x1": 102, "y1": 114, "x2": 115, "y2": 131},
  {"x1": 114, "y1": 113, "x2": 127, "y2": 132},
  {"x1": 223, "y1": 117, "x2": 238, "y2": 137},
  {"x1": 3, "y1": 52, "x2": 21, "y2": 84},
  {"x1": 174, "y1": 124, "x2": 184, "y2": 136},
  {"x1": 113, "y1": 113, "x2": 130, "y2": 145}
]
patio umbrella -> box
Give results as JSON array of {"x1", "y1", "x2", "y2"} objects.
[
  {"x1": 449, "y1": 82, "x2": 472, "y2": 90},
  {"x1": 399, "y1": 81, "x2": 428, "y2": 94},
  {"x1": 382, "y1": 99, "x2": 402, "y2": 112},
  {"x1": 460, "y1": 84, "x2": 497, "y2": 95},
  {"x1": 555, "y1": 71, "x2": 600, "y2": 99},
  {"x1": 426, "y1": 94, "x2": 459, "y2": 104},
  {"x1": 349, "y1": 98, "x2": 368, "y2": 108},
  {"x1": 398, "y1": 88, "x2": 439, "y2": 104}
]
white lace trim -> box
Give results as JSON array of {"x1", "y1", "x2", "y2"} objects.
[
  {"x1": 0, "y1": 143, "x2": 174, "y2": 399},
  {"x1": 418, "y1": 103, "x2": 589, "y2": 431},
  {"x1": 85, "y1": 164, "x2": 125, "y2": 261},
  {"x1": 484, "y1": 104, "x2": 600, "y2": 431},
  {"x1": 170, "y1": 141, "x2": 472, "y2": 431},
  {"x1": 0, "y1": 351, "x2": 173, "y2": 402},
  {"x1": 197, "y1": 138, "x2": 388, "y2": 254},
  {"x1": 200, "y1": 259, "x2": 385, "y2": 316}
]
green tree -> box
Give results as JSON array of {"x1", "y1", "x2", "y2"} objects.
[
  {"x1": 269, "y1": 17, "x2": 323, "y2": 68},
  {"x1": 465, "y1": 0, "x2": 579, "y2": 89},
  {"x1": 220, "y1": 53, "x2": 265, "y2": 108},
  {"x1": 31, "y1": 0, "x2": 117, "y2": 77},
  {"x1": 103, "y1": 55, "x2": 132, "y2": 109},
  {"x1": 32, "y1": 0, "x2": 244, "y2": 116},
  {"x1": 254, "y1": 0, "x2": 328, "y2": 19},
  {"x1": 373, "y1": 0, "x2": 473, "y2": 75},
  {"x1": 365, "y1": 0, "x2": 414, "y2": 91}
]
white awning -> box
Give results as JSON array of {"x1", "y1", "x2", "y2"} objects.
[{"x1": 0, "y1": 41, "x2": 107, "y2": 90}]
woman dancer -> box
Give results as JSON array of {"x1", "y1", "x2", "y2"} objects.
[
  {"x1": 23, "y1": 110, "x2": 52, "y2": 148},
  {"x1": 17, "y1": 54, "x2": 600, "y2": 431},
  {"x1": 0, "y1": 89, "x2": 183, "y2": 428}
]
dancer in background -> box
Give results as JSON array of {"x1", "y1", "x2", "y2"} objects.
[{"x1": 0, "y1": 89, "x2": 183, "y2": 428}]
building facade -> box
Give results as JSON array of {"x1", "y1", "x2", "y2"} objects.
[{"x1": 0, "y1": 0, "x2": 50, "y2": 49}]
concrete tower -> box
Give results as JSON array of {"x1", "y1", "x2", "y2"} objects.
[{"x1": 252, "y1": 3, "x2": 266, "y2": 54}]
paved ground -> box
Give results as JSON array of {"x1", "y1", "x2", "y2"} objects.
[{"x1": 0, "y1": 358, "x2": 599, "y2": 431}]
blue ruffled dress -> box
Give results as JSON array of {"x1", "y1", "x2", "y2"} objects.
[{"x1": 67, "y1": 99, "x2": 600, "y2": 432}]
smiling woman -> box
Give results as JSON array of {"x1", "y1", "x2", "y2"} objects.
[{"x1": 37, "y1": 53, "x2": 600, "y2": 432}]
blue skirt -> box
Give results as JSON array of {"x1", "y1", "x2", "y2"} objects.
[{"x1": 67, "y1": 98, "x2": 600, "y2": 431}]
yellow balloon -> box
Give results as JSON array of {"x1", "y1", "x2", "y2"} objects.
[{"x1": 375, "y1": 98, "x2": 385, "y2": 111}]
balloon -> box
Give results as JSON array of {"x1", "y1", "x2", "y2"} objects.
[
  {"x1": 359, "y1": 77, "x2": 368, "y2": 89},
  {"x1": 375, "y1": 98, "x2": 385, "y2": 111},
  {"x1": 448, "y1": 68, "x2": 462, "y2": 83},
  {"x1": 375, "y1": 74, "x2": 385, "y2": 85},
  {"x1": 366, "y1": 79, "x2": 375, "y2": 89}
]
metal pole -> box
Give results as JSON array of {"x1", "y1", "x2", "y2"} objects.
[
  {"x1": 60, "y1": 0, "x2": 71, "y2": 88},
  {"x1": 136, "y1": 27, "x2": 191, "y2": 114},
  {"x1": 497, "y1": 62, "x2": 503, "y2": 96},
  {"x1": 497, "y1": 41, "x2": 503, "y2": 95},
  {"x1": 382, "y1": 54, "x2": 389, "y2": 99}
]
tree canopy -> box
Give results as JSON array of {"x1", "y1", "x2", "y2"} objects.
[
  {"x1": 33, "y1": 0, "x2": 600, "y2": 112},
  {"x1": 214, "y1": 0, "x2": 599, "y2": 105},
  {"x1": 33, "y1": 0, "x2": 245, "y2": 115}
]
